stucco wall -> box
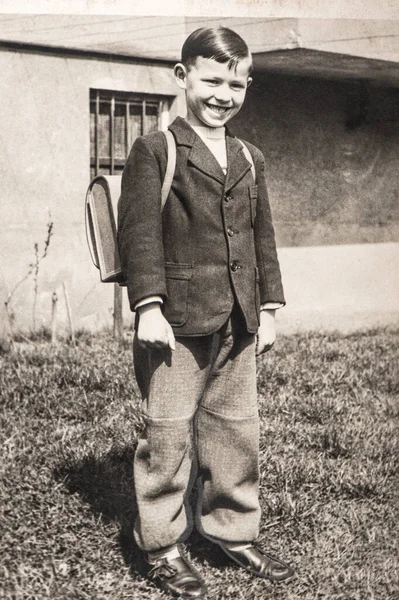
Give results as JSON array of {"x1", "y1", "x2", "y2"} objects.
[
  {"x1": 0, "y1": 49, "x2": 184, "y2": 336},
  {"x1": 1, "y1": 49, "x2": 397, "y2": 337},
  {"x1": 233, "y1": 71, "x2": 399, "y2": 246},
  {"x1": 232, "y1": 72, "x2": 399, "y2": 331},
  {"x1": 276, "y1": 242, "x2": 399, "y2": 333},
  {"x1": 1, "y1": 16, "x2": 398, "y2": 64}
]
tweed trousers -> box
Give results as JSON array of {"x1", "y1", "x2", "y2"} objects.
[{"x1": 132, "y1": 310, "x2": 261, "y2": 552}]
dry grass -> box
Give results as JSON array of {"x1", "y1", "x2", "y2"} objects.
[{"x1": 0, "y1": 327, "x2": 398, "y2": 599}]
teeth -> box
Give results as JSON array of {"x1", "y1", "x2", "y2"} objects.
[{"x1": 206, "y1": 104, "x2": 229, "y2": 113}]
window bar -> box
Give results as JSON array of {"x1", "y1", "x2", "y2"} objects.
[
  {"x1": 95, "y1": 91, "x2": 100, "y2": 176},
  {"x1": 110, "y1": 95, "x2": 115, "y2": 175}
]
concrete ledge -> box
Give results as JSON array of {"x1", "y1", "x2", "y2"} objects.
[{"x1": 276, "y1": 242, "x2": 399, "y2": 333}]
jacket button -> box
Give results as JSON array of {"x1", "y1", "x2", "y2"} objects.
[
  {"x1": 224, "y1": 194, "x2": 233, "y2": 203},
  {"x1": 227, "y1": 227, "x2": 234, "y2": 237},
  {"x1": 230, "y1": 260, "x2": 242, "y2": 272}
]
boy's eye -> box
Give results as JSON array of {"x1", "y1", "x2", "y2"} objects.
[
  {"x1": 231, "y1": 83, "x2": 245, "y2": 91},
  {"x1": 203, "y1": 79, "x2": 219, "y2": 85}
]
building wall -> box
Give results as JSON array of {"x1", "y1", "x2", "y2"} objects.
[
  {"x1": 232, "y1": 72, "x2": 399, "y2": 330},
  {"x1": 277, "y1": 242, "x2": 398, "y2": 333},
  {"x1": 1, "y1": 16, "x2": 398, "y2": 64},
  {"x1": 0, "y1": 49, "x2": 184, "y2": 336},
  {"x1": 1, "y1": 49, "x2": 398, "y2": 337},
  {"x1": 234, "y1": 72, "x2": 399, "y2": 245}
]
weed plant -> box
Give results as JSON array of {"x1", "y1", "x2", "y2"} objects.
[{"x1": 0, "y1": 328, "x2": 398, "y2": 599}]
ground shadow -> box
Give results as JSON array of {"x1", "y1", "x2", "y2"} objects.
[
  {"x1": 186, "y1": 530, "x2": 231, "y2": 569},
  {"x1": 54, "y1": 444, "x2": 147, "y2": 577},
  {"x1": 54, "y1": 444, "x2": 231, "y2": 580}
]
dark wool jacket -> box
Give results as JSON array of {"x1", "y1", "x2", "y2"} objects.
[{"x1": 117, "y1": 116, "x2": 284, "y2": 336}]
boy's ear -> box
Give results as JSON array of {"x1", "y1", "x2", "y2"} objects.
[
  {"x1": 174, "y1": 63, "x2": 188, "y2": 89},
  {"x1": 247, "y1": 77, "x2": 253, "y2": 88}
]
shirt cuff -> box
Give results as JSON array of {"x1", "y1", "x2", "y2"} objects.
[
  {"x1": 134, "y1": 296, "x2": 164, "y2": 310},
  {"x1": 260, "y1": 302, "x2": 284, "y2": 310},
  {"x1": 135, "y1": 298, "x2": 282, "y2": 311}
]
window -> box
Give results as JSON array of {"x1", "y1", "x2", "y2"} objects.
[{"x1": 90, "y1": 89, "x2": 169, "y2": 178}]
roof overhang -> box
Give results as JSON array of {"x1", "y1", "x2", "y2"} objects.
[
  {"x1": 0, "y1": 39, "x2": 176, "y2": 66},
  {"x1": 253, "y1": 48, "x2": 399, "y2": 87},
  {"x1": 2, "y1": 40, "x2": 399, "y2": 88}
]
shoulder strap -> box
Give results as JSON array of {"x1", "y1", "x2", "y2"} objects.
[
  {"x1": 161, "y1": 130, "x2": 176, "y2": 209},
  {"x1": 238, "y1": 139, "x2": 256, "y2": 183}
]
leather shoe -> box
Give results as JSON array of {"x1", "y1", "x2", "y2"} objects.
[
  {"x1": 218, "y1": 543, "x2": 295, "y2": 582},
  {"x1": 147, "y1": 554, "x2": 207, "y2": 598}
]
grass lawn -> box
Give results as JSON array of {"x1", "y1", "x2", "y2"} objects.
[{"x1": 0, "y1": 328, "x2": 398, "y2": 599}]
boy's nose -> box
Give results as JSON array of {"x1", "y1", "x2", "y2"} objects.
[{"x1": 213, "y1": 87, "x2": 232, "y2": 104}]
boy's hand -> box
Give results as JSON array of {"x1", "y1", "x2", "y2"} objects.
[
  {"x1": 137, "y1": 303, "x2": 176, "y2": 351},
  {"x1": 256, "y1": 309, "x2": 277, "y2": 355}
]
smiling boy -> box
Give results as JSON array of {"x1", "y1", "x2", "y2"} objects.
[
  {"x1": 118, "y1": 26, "x2": 294, "y2": 598},
  {"x1": 178, "y1": 54, "x2": 252, "y2": 127}
]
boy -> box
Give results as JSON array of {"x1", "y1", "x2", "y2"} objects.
[{"x1": 118, "y1": 26, "x2": 294, "y2": 599}]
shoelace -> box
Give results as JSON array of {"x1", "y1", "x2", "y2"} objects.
[{"x1": 148, "y1": 559, "x2": 178, "y2": 580}]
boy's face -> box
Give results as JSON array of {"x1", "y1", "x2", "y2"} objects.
[{"x1": 174, "y1": 56, "x2": 252, "y2": 128}]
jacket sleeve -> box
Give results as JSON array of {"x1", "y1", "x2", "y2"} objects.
[
  {"x1": 252, "y1": 146, "x2": 286, "y2": 305},
  {"x1": 117, "y1": 135, "x2": 168, "y2": 311}
]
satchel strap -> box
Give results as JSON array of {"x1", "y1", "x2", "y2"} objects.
[
  {"x1": 161, "y1": 132, "x2": 255, "y2": 206},
  {"x1": 238, "y1": 139, "x2": 256, "y2": 182},
  {"x1": 85, "y1": 130, "x2": 255, "y2": 282},
  {"x1": 161, "y1": 130, "x2": 176, "y2": 209}
]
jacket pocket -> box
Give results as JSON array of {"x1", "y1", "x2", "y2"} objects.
[
  {"x1": 249, "y1": 185, "x2": 258, "y2": 227},
  {"x1": 164, "y1": 262, "x2": 193, "y2": 326}
]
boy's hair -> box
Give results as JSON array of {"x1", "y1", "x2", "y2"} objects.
[{"x1": 181, "y1": 26, "x2": 252, "y2": 73}]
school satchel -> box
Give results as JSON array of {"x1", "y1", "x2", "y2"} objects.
[
  {"x1": 85, "y1": 130, "x2": 177, "y2": 284},
  {"x1": 85, "y1": 131, "x2": 255, "y2": 284}
]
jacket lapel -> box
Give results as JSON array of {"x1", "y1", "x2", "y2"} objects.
[
  {"x1": 224, "y1": 134, "x2": 252, "y2": 192},
  {"x1": 168, "y1": 117, "x2": 251, "y2": 189},
  {"x1": 169, "y1": 117, "x2": 225, "y2": 185},
  {"x1": 188, "y1": 137, "x2": 225, "y2": 184}
]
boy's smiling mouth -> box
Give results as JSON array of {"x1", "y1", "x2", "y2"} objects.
[{"x1": 204, "y1": 102, "x2": 231, "y2": 114}]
